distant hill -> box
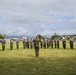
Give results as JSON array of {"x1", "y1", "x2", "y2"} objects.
[{"x1": 6, "y1": 35, "x2": 35, "y2": 39}]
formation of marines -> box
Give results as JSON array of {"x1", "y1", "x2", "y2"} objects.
[{"x1": 1, "y1": 37, "x2": 75, "y2": 57}]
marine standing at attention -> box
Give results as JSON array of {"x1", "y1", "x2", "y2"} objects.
[
  {"x1": 2, "y1": 39, "x2": 6, "y2": 51},
  {"x1": 33, "y1": 37, "x2": 40, "y2": 57},
  {"x1": 16, "y1": 39, "x2": 19, "y2": 49},
  {"x1": 10, "y1": 39, "x2": 13, "y2": 50}
]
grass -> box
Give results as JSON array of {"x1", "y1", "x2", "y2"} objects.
[{"x1": 0, "y1": 42, "x2": 76, "y2": 75}]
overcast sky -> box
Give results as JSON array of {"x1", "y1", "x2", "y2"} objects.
[{"x1": 0, "y1": 0, "x2": 76, "y2": 36}]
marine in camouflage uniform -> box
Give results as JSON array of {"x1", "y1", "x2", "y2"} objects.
[
  {"x1": 57, "y1": 40, "x2": 59, "y2": 49},
  {"x1": 40, "y1": 39, "x2": 43, "y2": 49},
  {"x1": 43, "y1": 40, "x2": 46, "y2": 49},
  {"x1": 2, "y1": 39, "x2": 6, "y2": 51},
  {"x1": 69, "y1": 38, "x2": 74, "y2": 49},
  {"x1": 23, "y1": 39, "x2": 26, "y2": 49},
  {"x1": 62, "y1": 39, "x2": 66, "y2": 49},
  {"x1": 10, "y1": 39, "x2": 13, "y2": 50},
  {"x1": 26, "y1": 39, "x2": 29, "y2": 49},
  {"x1": 33, "y1": 37, "x2": 40, "y2": 57},
  {"x1": 54, "y1": 40, "x2": 56, "y2": 48},
  {"x1": 47, "y1": 40, "x2": 50, "y2": 48},
  {"x1": 16, "y1": 39, "x2": 19, "y2": 49},
  {"x1": 50, "y1": 40, "x2": 53, "y2": 49},
  {"x1": 30, "y1": 39, "x2": 33, "y2": 49}
]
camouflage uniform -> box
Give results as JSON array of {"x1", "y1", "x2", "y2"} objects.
[
  {"x1": 16, "y1": 39, "x2": 19, "y2": 49},
  {"x1": 40, "y1": 40, "x2": 43, "y2": 49},
  {"x1": 26, "y1": 39, "x2": 29, "y2": 49},
  {"x1": 23, "y1": 39, "x2": 26, "y2": 49},
  {"x1": 10, "y1": 39, "x2": 13, "y2": 50},
  {"x1": 33, "y1": 37, "x2": 40, "y2": 57},
  {"x1": 54, "y1": 40, "x2": 56, "y2": 48},
  {"x1": 43, "y1": 41, "x2": 46, "y2": 49},
  {"x1": 30, "y1": 39, "x2": 33, "y2": 49},
  {"x1": 57, "y1": 40, "x2": 59, "y2": 49},
  {"x1": 62, "y1": 39, "x2": 66, "y2": 49},
  {"x1": 2, "y1": 39, "x2": 6, "y2": 51},
  {"x1": 47, "y1": 40, "x2": 50, "y2": 48},
  {"x1": 50, "y1": 40, "x2": 53, "y2": 49},
  {"x1": 69, "y1": 38, "x2": 74, "y2": 49}
]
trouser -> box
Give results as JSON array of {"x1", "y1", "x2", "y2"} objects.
[
  {"x1": 47, "y1": 44, "x2": 49, "y2": 48},
  {"x1": 40, "y1": 44, "x2": 43, "y2": 48},
  {"x1": 10, "y1": 44, "x2": 13, "y2": 50},
  {"x1": 27, "y1": 44, "x2": 29, "y2": 48},
  {"x1": 35, "y1": 47, "x2": 39, "y2": 57},
  {"x1": 2, "y1": 45, "x2": 5, "y2": 50},
  {"x1": 23, "y1": 43, "x2": 26, "y2": 49},
  {"x1": 30, "y1": 45, "x2": 33, "y2": 49},
  {"x1": 57, "y1": 44, "x2": 59, "y2": 49},
  {"x1": 55, "y1": 44, "x2": 56, "y2": 48},
  {"x1": 70, "y1": 44, "x2": 73, "y2": 49},
  {"x1": 44, "y1": 44, "x2": 46, "y2": 49},
  {"x1": 16, "y1": 43, "x2": 19, "y2": 49},
  {"x1": 63, "y1": 44, "x2": 66, "y2": 49}
]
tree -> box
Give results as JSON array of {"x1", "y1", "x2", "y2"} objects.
[
  {"x1": 36, "y1": 34, "x2": 44, "y2": 40},
  {"x1": 0, "y1": 34, "x2": 6, "y2": 39},
  {"x1": 51, "y1": 33, "x2": 62, "y2": 40}
]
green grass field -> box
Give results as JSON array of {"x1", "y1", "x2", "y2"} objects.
[{"x1": 0, "y1": 42, "x2": 76, "y2": 75}]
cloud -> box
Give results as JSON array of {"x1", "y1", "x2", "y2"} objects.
[{"x1": 0, "y1": 0, "x2": 76, "y2": 36}]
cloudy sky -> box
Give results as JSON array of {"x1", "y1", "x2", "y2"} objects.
[{"x1": 0, "y1": 0, "x2": 76, "y2": 36}]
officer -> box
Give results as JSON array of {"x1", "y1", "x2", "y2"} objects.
[
  {"x1": 62, "y1": 39, "x2": 66, "y2": 49},
  {"x1": 69, "y1": 38, "x2": 74, "y2": 49},
  {"x1": 16, "y1": 39, "x2": 19, "y2": 49},
  {"x1": 33, "y1": 37, "x2": 40, "y2": 57},
  {"x1": 10, "y1": 39, "x2": 13, "y2": 50},
  {"x1": 2, "y1": 39, "x2": 6, "y2": 51},
  {"x1": 57, "y1": 40, "x2": 59, "y2": 49}
]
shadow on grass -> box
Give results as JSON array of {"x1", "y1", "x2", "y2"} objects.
[{"x1": 0, "y1": 56, "x2": 76, "y2": 75}]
